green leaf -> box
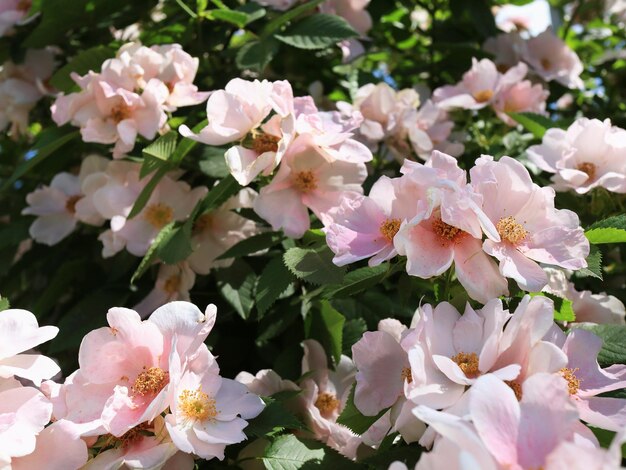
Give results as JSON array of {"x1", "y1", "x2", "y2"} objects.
[
  {"x1": 127, "y1": 166, "x2": 171, "y2": 219},
  {"x1": 261, "y1": 0, "x2": 325, "y2": 36},
  {"x1": 197, "y1": 175, "x2": 242, "y2": 216},
  {"x1": 236, "y1": 38, "x2": 280, "y2": 72},
  {"x1": 208, "y1": 9, "x2": 250, "y2": 27},
  {"x1": 306, "y1": 300, "x2": 345, "y2": 365},
  {"x1": 256, "y1": 257, "x2": 296, "y2": 316},
  {"x1": 130, "y1": 222, "x2": 176, "y2": 284},
  {"x1": 49, "y1": 46, "x2": 115, "y2": 92},
  {"x1": 157, "y1": 222, "x2": 194, "y2": 265},
  {"x1": 171, "y1": 119, "x2": 207, "y2": 164},
  {"x1": 0, "y1": 297, "x2": 9, "y2": 312},
  {"x1": 323, "y1": 263, "x2": 389, "y2": 299},
  {"x1": 283, "y1": 245, "x2": 345, "y2": 285},
  {"x1": 23, "y1": 0, "x2": 89, "y2": 48},
  {"x1": 336, "y1": 384, "x2": 387, "y2": 435},
  {"x1": 217, "y1": 232, "x2": 284, "y2": 260},
  {"x1": 586, "y1": 215, "x2": 626, "y2": 244},
  {"x1": 1, "y1": 128, "x2": 79, "y2": 191},
  {"x1": 142, "y1": 131, "x2": 178, "y2": 161},
  {"x1": 574, "y1": 245, "x2": 603, "y2": 280},
  {"x1": 217, "y1": 260, "x2": 257, "y2": 320},
  {"x1": 261, "y1": 434, "x2": 359, "y2": 470},
  {"x1": 579, "y1": 324, "x2": 626, "y2": 367},
  {"x1": 140, "y1": 132, "x2": 179, "y2": 178},
  {"x1": 507, "y1": 112, "x2": 554, "y2": 139},
  {"x1": 246, "y1": 397, "x2": 306, "y2": 438},
  {"x1": 342, "y1": 318, "x2": 367, "y2": 355},
  {"x1": 198, "y1": 147, "x2": 229, "y2": 178},
  {"x1": 275, "y1": 14, "x2": 358, "y2": 50}
]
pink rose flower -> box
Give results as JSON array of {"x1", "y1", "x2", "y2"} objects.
[
  {"x1": 470, "y1": 155, "x2": 589, "y2": 292},
  {"x1": 0, "y1": 0, "x2": 30, "y2": 37},
  {"x1": 522, "y1": 28, "x2": 584, "y2": 89},
  {"x1": 298, "y1": 339, "x2": 362, "y2": 459},
  {"x1": 433, "y1": 58, "x2": 527, "y2": 110},
  {"x1": 254, "y1": 133, "x2": 367, "y2": 238},
  {"x1": 0, "y1": 308, "x2": 59, "y2": 385},
  {"x1": 10, "y1": 420, "x2": 88, "y2": 470},
  {"x1": 527, "y1": 118, "x2": 626, "y2": 194},
  {"x1": 0, "y1": 383, "x2": 53, "y2": 466},
  {"x1": 493, "y1": 80, "x2": 549, "y2": 126},
  {"x1": 165, "y1": 367, "x2": 264, "y2": 461}
]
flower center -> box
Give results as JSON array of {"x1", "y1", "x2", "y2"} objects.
[
  {"x1": 473, "y1": 89, "x2": 494, "y2": 103},
  {"x1": 131, "y1": 367, "x2": 169, "y2": 396},
  {"x1": 192, "y1": 213, "x2": 213, "y2": 235},
  {"x1": 496, "y1": 216, "x2": 528, "y2": 244},
  {"x1": 576, "y1": 162, "x2": 596, "y2": 181},
  {"x1": 179, "y1": 388, "x2": 218, "y2": 421},
  {"x1": 380, "y1": 218, "x2": 401, "y2": 242},
  {"x1": 17, "y1": 0, "x2": 31, "y2": 11},
  {"x1": 432, "y1": 218, "x2": 465, "y2": 244},
  {"x1": 110, "y1": 103, "x2": 132, "y2": 123},
  {"x1": 293, "y1": 171, "x2": 318, "y2": 193},
  {"x1": 163, "y1": 274, "x2": 181, "y2": 295},
  {"x1": 451, "y1": 352, "x2": 480, "y2": 379},
  {"x1": 559, "y1": 367, "x2": 581, "y2": 395},
  {"x1": 314, "y1": 392, "x2": 340, "y2": 417},
  {"x1": 144, "y1": 203, "x2": 174, "y2": 228},
  {"x1": 401, "y1": 367, "x2": 413, "y2": 384},
  {"x1": 65, "y1": 194, "x2": 82, "y2": 214},
  {"x1": 540, "y1": 57, "x2": 552, "y2": 70},
  {"x1": 252, "y1": 133, "x2": 280, "y2": 154},
  {"x1": 505, "y1": 380, "x2": 523, "y2": 401}
]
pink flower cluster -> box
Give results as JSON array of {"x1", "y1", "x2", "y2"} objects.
[
  {"x1": 51, "y1": 42, "x2": 209, "y2": 158},
  {"x1": 351, "y1": 295, "x2": 626, "y2": 468},
  {"x1": 4, "y1": 301, "x2": 262, "y2": 469},
  {"x1": 325, "y1": 151, "x2": 590, "y2": 301},
  {"x1": 0, "y1": 307, "x2": 85, "y2": 468},
  {"x1": 433, "y1": 58, "x2": 549, "y2": 126},
  {"x1": 528, "y1": 117, "x2": 626, "y2": 194},
  {"x1": 181, "y1": 78, "x2": 372, "y2": 238},
  {"x1": 0, "y1": 48, "x2": 56, "y2": 136},
  {"x1": 484, "y1": 28, "x2": 584, "y2": 89},
  {"x1": 337, "y1": 82, "x2": 464, "y2": 161}
]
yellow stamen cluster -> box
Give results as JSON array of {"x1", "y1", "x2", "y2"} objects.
[
  {"x1": 163, "y1": 275, "x2": 181, "y2": 295},
  {"x1": 473, "y1": 89, "x2": 494, "y2": 103},
  {"x1": 559, "y1": 367, "x2": 581, "y2": 395},
  {"x1": 293, "y1": 170, "x2": 318, "y2": 193},
  {"x1": 432, "y1": 219, "x2": 464, "y2": 244},
  {"x1": 179, "y1": 388, "x2": 218, "y2": 421},
  {"x1": 380, "y1": 218, "x2": 401, "y2": 242},
  {"x1": 117, "y1": 423, "x2": 149, "y2": 448},
  {"x1": 110, "y1": 103, "x2": 131, "y2": 123},
  {"x1": 505, "y1": 380, "x2": 523, "y2": 401},
  {"x1": 314, "y1": 392, "x2": 340, "y2": 416},
  {"x1": 192, "y1": 213, "x2": 213, "y2": 236},
  {"x1": 144, "y1": 203, "x2": 174, "y2": 229},
  {"x1": 496, "y1": 216, "x2": 528, "y2": 244},
  {"x1": 252, "y1": 134, "x2": 280, "y2": 154},
  {"x1": 131, "y1": 367, "x2": 169, "y2": 396},
  {"x1": 17, "y1": 0, "x2": 31, "y2": 11},
  {"x1": 65, "y1": 194, "x2": 82, "y2": 214},
  {"x1": 540, "y1": 58, "x2": 552, "y2": 71},
  {"x1": 451, "y1": 352, "x2": 480, "y2": 379},
  {"x1": 577, "y1": 162, "x2": 597, "y2": 181},
  {"x1": 401, "y1": 367, "x2": 413, "y2": 384}
]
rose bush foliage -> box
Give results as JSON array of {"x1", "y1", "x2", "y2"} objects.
[{"x1": 1, "y1": 0, "x2": 626, "y2": 468}]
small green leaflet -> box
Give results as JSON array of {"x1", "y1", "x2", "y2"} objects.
[
  {"x1": 283, "y1": 245, "x2": 346, "y2": 285},
  {"x1": 507, "y1": 112, "x2": 555, "y2": 139},
  {"x1": 275, "y1": 14, "x2": 358, "y2": 50},
  {"x1": 585, "y1": 215, "x2": 626, "y2": 244}
]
